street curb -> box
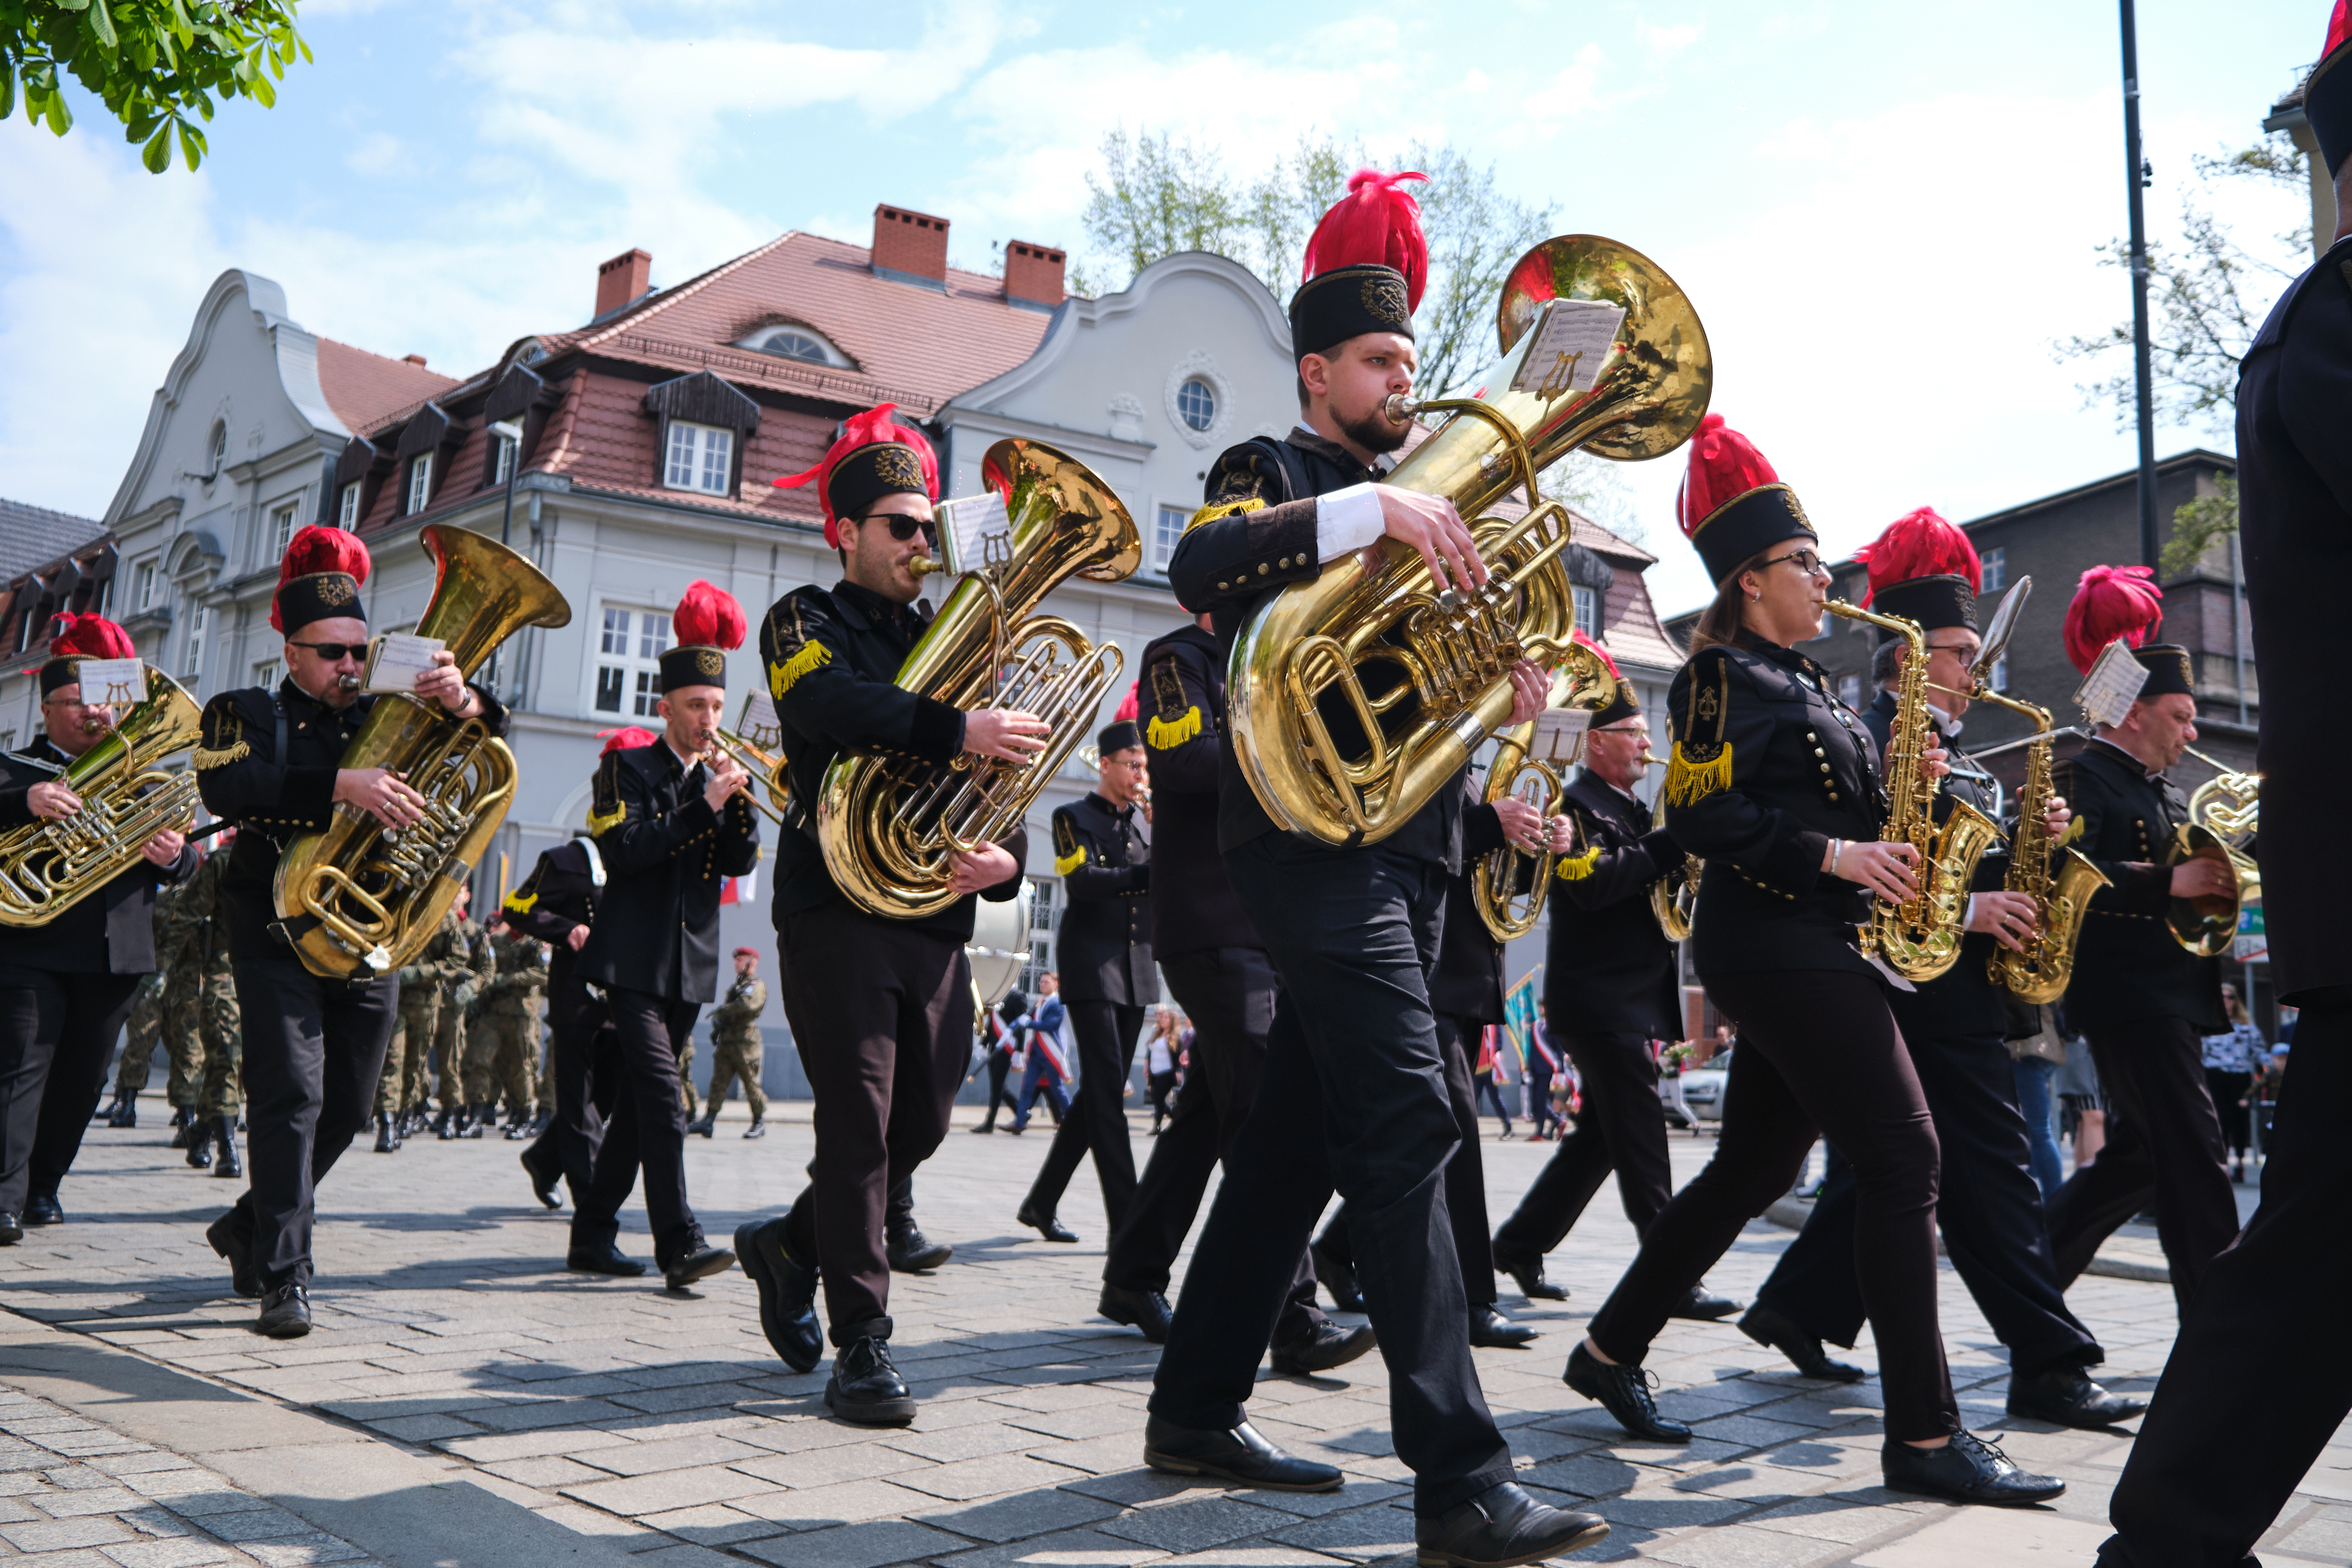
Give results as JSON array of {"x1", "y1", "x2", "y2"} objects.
[{"x1": 1759, "y1": 1195, "x2": 2172, "y2": 1285}]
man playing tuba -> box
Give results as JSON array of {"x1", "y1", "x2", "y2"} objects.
[{"x1": 195, "y1": 526, "x2": 503, "y2": 1339}]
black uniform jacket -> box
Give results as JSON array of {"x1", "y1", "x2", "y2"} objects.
[
  {"x1": 757, "y1": 579, "x2": 1027, "y2": 941},
  {"x1": 574, "y1": 739, "x2": 761, "y2": 1005},
  {"x1": 502, "y1": 839, "x2": 603, "y2": 950},
  {"x1": 0, "y1": 736, "x2": 198, "y2": 975},
  {"x1": 1862, "y1": 690, "x2": 2011, "y2": 1042},
  {"x1": 1665, "y1": 639, "x2": 1884, "y2": 980},
  {"x1": 1052, "y1": 792, "x2": 1154, "y2": 1005},
  {"x1": 1140, "y1": 623, "x2": 1261, "y2": 958},
  {"x1": 1545, "y1": 772, "x2": 1682, "y2": 1040},
  {"x1": 2056, "y1": 738, "x2": 2222, "y2": 1033},
  {"x1": 194, "y1": 677, "x2": 507, "y2": 963},
  {"x1": 1164, "y1": 429, "x2": 1462, "y2": 870},
  {"x1": 2237, "y1": 230, "x2": 2352, "y2": 1001},
  {"x1": 1430, "y1": 798, "x2": 1508, "y2": 1023}
]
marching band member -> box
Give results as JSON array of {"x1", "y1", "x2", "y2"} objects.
[
  {"x1": 2098, "y1": 13, "x2": 2352, "y2": 1554},
  {"x1": 0, "y1": 614, "x2": 196, "y2": 1241},
  {"x1": 1487, "y1": 660, "x2": 1736, "y2": 1320},
  {"x1": 566, "y1": 583, "x2": 753, "y2": 1291},
  {"x1": 1015, "y1": 714, "x2": 1153, "y2": 1244},
  {"x1": 195, "y1": 526, "x2": 504, "y2": 1338},
  {"x1": 2039, "y1": 567, "x2": 2238, "y2": 1309},
  {"x1": 1563, "y1": 419, "x2": 2064, "y2": 1505},
  {"x1": 1154, "y1": 171, "x2": 1609, "y2": 1567},
  {"x1": 1740, "y1": 510, "x2": 2144, "y2": 1429},
  {"x1": 742, "y1": 407, "x2": 1037, "y2": 1427}
]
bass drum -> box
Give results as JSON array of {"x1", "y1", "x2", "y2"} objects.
[{"x1": 966, "y1": 878, "x2": 1036, "y2": 1011}]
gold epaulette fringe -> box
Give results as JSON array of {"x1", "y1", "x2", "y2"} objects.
[
  {"x1": 1054, "y1": 847, "x2": 1086, "y2": 876},
  {"x1": 503, "y1": 890, "x2": 539, "y2": 913},
  {"x1": 1147, "y1": 707, "x2": 1201, "y2": 749},
  {"x1": 1553, "y1": 846, "x2": 1602, "y2": 882},
  {"x1": 769, "y1": 640, "x2": 830, "y2": 697},
  {"x1": 586, "y1": 803, "x2": 626, "y2": 837},
  {"x1": 2057, "y1": 814, "x2": 2085, "y2": 848},
  {"x1": 1664, "y1": 742, "x2": 1733, "y2": 807},
  {"x1": 192, "y1": 741, "x2": 250, "y2": 771},
  {"x1": 1184, "y1": 497, "x2": 1265, "y2": 534}
]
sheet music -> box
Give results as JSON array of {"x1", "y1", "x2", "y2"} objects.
[
  {"x1": 933, "y1": 492, "x2": 1012, "y2": 577},
  {"x1": 1529, "y1": 706, "x2": 1593, "y2": 768},
  {"x1": 1509, "y1": 299, "x2": 1626, "y2": 399},
  {"x1": 364, "y1": 633, "x2": 447, "y2": 694},
  {"x1": 72, "y1": 659, "x2": 145, "y2": 707},
  {"x1": 2072, "y1": 641, "x2": 2150, "y2": 728},
  {"x1": 738, "y1": 690, "x2": 782, "y2": 750}
]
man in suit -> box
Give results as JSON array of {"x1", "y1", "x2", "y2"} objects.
[
  {"x1": 1008, "y1": 972, "x2": 1070, "y2": 1132},
  {"x1": 507, "y1": 811, "x2": 630, "y2": 1210},
  {"x1": 0, "y1": 614, "x2": 197, "y2": 1241},
  {"x1": 1015, "y1": 718, "x2": 1154, "y2": 1242},
  {"x1": 567, "y1": 581, "x2": 753, "y2": 1292}
]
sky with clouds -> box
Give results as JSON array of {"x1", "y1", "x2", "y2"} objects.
[{"x1": 0, "y1": 0, "x2": 2320, "y2": 616}]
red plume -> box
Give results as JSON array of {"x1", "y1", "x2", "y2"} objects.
[
  {"x1": 671, "y1": 580, "x2": 746, "y2": 651},
  {"x1": 269, "y1": 525, "x2": 372, "y2": 632},
  {"x1": 50, "y1": 613, "x2": 136, "y2": 661},
  {"x1": 1113, "y1": 680, "x2": 1139, "y2": 722},
  {"x1": 2062, "y1": 565, "x2": 2164, "y2": 674},
  {"x1": 772, "y1": 402, "x2": 941, "y2": 547},
  {"x1": 1301, "y1": 169, "x2": 1431, "y2": 314},
  {"x1": 1676, "y1": 414, "x2": 1779, "y2": 537},
  {"x1": 1855, "y1": 506, "x2": 1981, "y2": 604},
  {"x1": 2330, "y1": 0, "x2": 2350, "y2": 54},
  {"x1": 597, "y1": 726, "x2": 659, "y2": 755},
  {"x1": 1571, "y1": 628, "x2": 1622, "y2": 679}
]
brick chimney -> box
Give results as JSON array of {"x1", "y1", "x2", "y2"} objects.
[
  {"x1": 871, "y1": 205, "x2": 949, "y2": 284},
  {"x1": 401, "y1": 354, "x2": 428, "y2": 366},
  {"x1": 595, "y1": 248, "x2": 652, "y2": 318},
  {"x1": 1004, "y1": 240, "x2": 1066, "y2": 308}
]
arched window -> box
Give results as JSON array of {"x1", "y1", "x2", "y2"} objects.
[
  {"x1": 737, "y1": 325, "x2": 849, "y2": 367},
  {"x1": 1176, "y1": 377, "x2": 1216, "y2": 432},
  {"x1": 206, "y1": 421, "x2": 228, "y2": 479}
]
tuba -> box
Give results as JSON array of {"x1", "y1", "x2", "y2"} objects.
[
  {"x1": 1472, "y1": 659, "x2": 1622, "y2": 941},
  {"x1": 0, "y1": 667, "x2": 203, "y2": 926},
  {"x1": 819, "y1": 439, "x2": 1140, "y2": 920},
  {"x1": 273, "y1": 525, "x2": 570, "y2": 979},
  {"x1": 1822, "y1": 599, "x2": 2002, "y2": 980},
  {"x1": 1229, "y1": 236, "x2": 1712, "y2": 847},
  {"x1": 2165, "y1": 744, "x2": 2260, "y2": 957}
]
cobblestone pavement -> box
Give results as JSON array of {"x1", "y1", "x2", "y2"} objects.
[{"x1": 2, "y1": 1101, "x2": 2346, "y2": 1567}]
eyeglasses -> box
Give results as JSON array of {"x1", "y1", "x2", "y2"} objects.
[
  {"x1": 290, "y1": 641, "x2": 370, "y2": 663},
  {"x1": 858, "y1": 514, "x2": 937, "y2": 544},
  {"x1": 1759, "y1": 549, "x2": 1827, "y2": 577}
]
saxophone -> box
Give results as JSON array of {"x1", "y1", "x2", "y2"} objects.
[
  {"x1": 1975, "y1": 687, "x2": 2109, "y2": 1003},
  {"x1": 1822, "y1": 600, "x2": 2002, "y2": 980}
]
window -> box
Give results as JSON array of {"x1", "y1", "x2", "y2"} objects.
[
  {"x1": 1154, "y1": 506, "x2": 1188, "y2": 573},
  {"x1": 336, "y1": 483, "x2": 359, "y2": 528},
  {"x1": 740, "y1": 325, "x2": 847, "y2": 366},
  {"x1": 181, "y1": 603, "x2": 208, "y2": 680},
  {"x1": 253, "y1": 657, "x2": 281, "y2": 690},
  {"x1": 1982, "y1": 547, "x2": 2006, "y2": 592},
  {"x1": 1990, "y1": 654, "x2": 2009, "y2": 692},
  {"x1": 134, "y1": 559, "x2": 158, "y2": 611},
  {"x1": 406, "y1": 454, "x2": 433, "y2": 515},
  {"x1": 1019, "y1": 878, "x2": 1059, "y2": 999},
  {"x1": 206, "y1": 421, "x2": 227, "y2": 479},
  {"x1": 663, "y1": 421, "x2": 734, "y2": 496},
  {"x1": 593, "y1": 606, "x2": 670, "y2": 716},
  {"x1": 492, "y1": 432, "x2": 516, "y2": 485},
  {"x1": 268, "y1": 500, "x2": 300, "y2": 561},
  {"x1": 1176, "y1": 377, "x2": 1216, "y2": 432},
  {"x1": 1837, "y1": 673, "x2": 1862, "y2": 708},
  {"x1": 1572, "y1": 584, "x2": 1599, "y2": 639}
]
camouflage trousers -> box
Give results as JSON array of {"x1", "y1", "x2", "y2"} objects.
[
  {"x1": 465, "y1": 1011, "x2": 541, "y2": 1111},
  {"x1": 435, "y1": 996, "x2": 470, "y2": 1115},
  {"x1": 115, "y1": 969, "x2": 240, "y2": 1113},
  {"x1": 378, "y1": 988, "x2": 440, "y2": 1117},
  {"x1": 678, "y1": 1038, "x2": 699, "y2": 1119},
  {"x1": 194, "y1": 968, "x2": 242, "y2": 1116},
  {"x1": 706, "y1": 1029, "x2": 766, "y2": 1119}
]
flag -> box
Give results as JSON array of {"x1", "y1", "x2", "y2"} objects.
[
  {"x1": 1501, "y1": 968, "x2": 1543, "y2": 1075},
  {"x1": 720, "y1": 877, "x2": 739, "y2": 905}
]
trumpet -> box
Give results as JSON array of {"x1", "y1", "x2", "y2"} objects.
[
  {"x1": 701, "y1": 729, "x2": 792, "y2": 828},
  {"x1": 1074, "y1": 742, "x2": 1151, "y2": 814}
]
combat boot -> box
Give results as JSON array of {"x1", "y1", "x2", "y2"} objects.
[
  {"x1": 168, "y1": 1106, "x2": 198, "y2": 1149},
  {"x1": 184, "y1": 1117, "x2": 214, "y2": 1169},
  {"x1": 104, "y1": 1090, "x2": 137, "y2": 1128},
  {"x1": 373, "y1": 1113, "x2": 401, "y2": 1154},
  {"x1": 209, "y1": 1118, "x2": 242, "y2": 1179},
  {"x1": 461, "y1": 1103, "x2": 491, "y2": 1138}
]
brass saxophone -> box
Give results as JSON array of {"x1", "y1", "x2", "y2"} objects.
[
  {"x1": 1975, "y1": 687, "x2": 2109, "y2": 1003},
  {"x1": 1822, "y1": 600, "x2": 2002, "y2": 980},
  {"x1": 0, "y1": 667, "x2": 203, "y2": 926}
]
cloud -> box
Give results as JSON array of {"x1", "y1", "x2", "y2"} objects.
[
  {"x1": 1640, "y1": 22, "x2": 1701, "y2": 61},
  {"x1": 1522, "y1": 45, "x2": 1618, "y2": 123},
  {"x1": 346, "y1": 132, "x2": 402, "y2": 175}
]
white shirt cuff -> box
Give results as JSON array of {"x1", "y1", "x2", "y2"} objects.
[
  {"x1": 1314, "y1": 483, "x2": 1385, "y2": 562},
  {"x1": 1963, "y1": 893, "x2": 1979, "y2": 929}
]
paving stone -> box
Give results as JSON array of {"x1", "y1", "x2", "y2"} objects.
[{"x1": 736, "y1": 1518, "x2": 976, "y2": 1568}]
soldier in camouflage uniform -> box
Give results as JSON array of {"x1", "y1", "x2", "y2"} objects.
[
  {"x1": 104, "y1": 974, "x2": 164, "y2": 1128},
  {"x1": 166, "y1": 855, "x2": 231, "y2": 1160},
  {"x1": 466, "y1": 921, "x2": 547, "y2": 1135},
  {"x1": 188, "y1": 896, "x2": 243, "y2": 1178},
  {"x1": 434, "y1": 890, "x2": 495, "y2": 1138},
  {"x1": 375, "y1": 905, "x2": 465, "y2": 1152},
  {"x1": 690, "y1": 948, "x2": 768, "y2": 1139},
  {"x1": 106, "y1": 870, "x2": 205, "y2": 1130}
]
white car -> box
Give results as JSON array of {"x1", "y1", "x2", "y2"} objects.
[{"x1": 1673, "y1": 1055, "x2": 1731, "y2": 1124}]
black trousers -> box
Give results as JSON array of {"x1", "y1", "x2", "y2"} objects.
[
  {"x1": 1315, "y1": 1011, "x2": 1497, "y2": 1309},
  {"x1": 0, "y1": 968, "x2": 141, "y2": 1215},
  {"x1": 522, "y1": 960, "x2": 617, "y2": 1206},
  {"x1": 1587, "y1": 968, "x2": 1959, "y2": 1442},
  {"x1": 2204, "y1": 1069, "x2": 2253, "y2": 1158},
  {"x1": 1150, "y1": 840, "x2": 1512, "y2": 1519},
  {"x1": 1493, "y1": 1030, "x2": 1671, "y2": 1269},
  {"x1": 1755, "y1": 1029, "x2": 2100, "y2": 1378},
  {"x1": 2096, "y1": 990, "x2": 2352, "y2": 1568},
  {"x1": 572, "y1": 987, "x2": 700, "y2": 1266},
  {"x1": 1025, "y1": 998, "x2": 1147, "y2": 1230},
  {"x1": 776, "y1": 910, "x2": 969, "y2": 1343},
  {"x1": 1105, "y1": 947, "x2": 1321, "y2": 1346},
  {"x1": 2045, "y1": 1016, "x2": 2239, "y2": 1313},
  {"x1": 980, "y1": 1047, "x2": 1013, "y2": 1127},
  {"x1": 225, "y1": 957, "x2": 397, "y2": 1292}
]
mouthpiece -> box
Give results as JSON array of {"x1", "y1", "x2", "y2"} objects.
[
  {"x1": 909, "y1": 555, "x2": 943, "y2": 579},
  {"x1": 335, "y1": 675, "x2": 363, "y2": 694},
  {"x1": 1381, "y1": 393, "x2": 1426, "y2": 426}
]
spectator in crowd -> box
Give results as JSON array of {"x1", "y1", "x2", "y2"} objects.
[
  {"x1": 971, "y1": 990, "x2": 1024, "y2": 1135},
  {"x1": 1473, "y1": 1031, "x2": 1515, "y2": 1140},
  {"x1": 2053, "y1": 1026, "x2": 2107, "y2": 1173},
  {"x1": 2010, "y1": 1002, "x2": 2070, "y2": 1200},
  {"x1": 1144, "y1": 1007, "x2": 1182, "y2": 1134},
  {"x1": 1008, "y1": 973, "x2": 1070, "y2": 1135},
  {"x1": 2201, "y1": 982, "x2": 2268, "y2": 1183}
]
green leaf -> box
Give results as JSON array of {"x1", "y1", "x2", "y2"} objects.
[
  {"x1": 48, "y1": 90, "x2": 72, "y2": 135},
  {"x1": 177, "y1": 118, "x2": 200, "y2": 170},
  {"x1": 54, "y1": 0, "x2": 89, "y2": 11},
  {"x1": 141, "y1": 121, "x2": 170, "y2": 171},
  {"x1": 249, "y1": 68, "x2": 272, "y2": 108},
  {"x1": 1, "y1": 61, "x2": 14, "y2": 122},
  {"x1": 88, "y1": 0, "x2": 118, "y2": 46}
]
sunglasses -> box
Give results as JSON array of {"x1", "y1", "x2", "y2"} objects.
[
  {"x1": 290, "y1": 641, "x2": 370, "y2": 663},
  {"x1": 858, "y1": 514, "x2": 937, "y2": 544}
]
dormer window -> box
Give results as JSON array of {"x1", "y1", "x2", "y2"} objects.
[
  {"x1": 664, "y1": 422, "x2": 734, "y2": 496},
  {"x1": 738, "y1": 325, "x2": 850, "y2": 367},
  {"x1": 406, "y1": 454, "x2": 433, "y2": 515},
  {"x1": 339, "y1": 482, "x2": 362, "y2": 527}
]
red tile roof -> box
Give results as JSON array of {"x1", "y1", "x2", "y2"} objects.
[{"x1": 316, "y1": 339, "x2": 460, "y2": 435}]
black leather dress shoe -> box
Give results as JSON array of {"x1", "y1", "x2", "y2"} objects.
[
  {"x1": 1669, "y1": 1283, "x2": 1740, "y2": 1320},
  {"x1": 736, "y1": 1218, "x2": 823, "y2": 1374},
  {"x1": 1469, "y1": 1305, "x2": 1538, "y2": 1349},
  {"x1": 825, "y1": 1335, "x2": 917, "y2": 1426},
  {"x1": 1415, "y1": 1480, "x2": 1610, "y2": 1566},
  {"x1": 1564, "y1": 1342, "x2": 1692, "y2": 1442},
  {"x1": 1882, "y1": 1429, "x2": 2065, "y2": 1504},
  {"x1": 662, "y1": 1238, "x2": 735, "y2": 1292},
  {"x1": 1738, "y1": 1303, "x2": 1866, "y2": 1382},
  {"x1": 1492, "y1": 1251, "x2": 1567, "y2": 1302},
  {"x1": 566, "y1": 1241, "x2": 647, "y2": 1277},
  {"x1": 1310, "y1": 1240, "x2": 1366, "y2": 1312},
  {"x1": 1016, "y1": 1202, "x2": 1078, "y2": 1243},
  {"x1": 257, "y1": 1283, "x2": 311, "y2": 1339},
  {"x1": 519, "y1": 1147, "x2": 561, "y2": 1210},
  {"x1": 2007, "y1": 1364, "x2": 2149, "y2": 1428},
  {"x1": 0, "y1": 1212, "x2": 20, "y2": 1245},
  {"x1": 206, "y1": 1212, "x2": 260, "y2": 1299},
  {"x1": 23, "y1": 1195, "x2": 63, "y2": 1227},
  {"x1": 1270, "y1": 1320, "x2": 1377, "y2": 1376},
  {"x1": 1099, "y1": 1285, "x2": 1174, "y2": 1343},
  {"x1": 1142, "y1": 1415, "x2": 1342, "y2": 1492},
  {"x1": 886, "y1": 1227, "x2": 953, "y2": 1273}
]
